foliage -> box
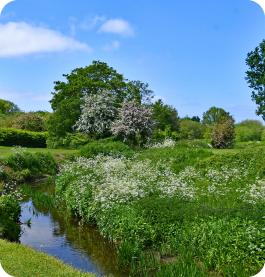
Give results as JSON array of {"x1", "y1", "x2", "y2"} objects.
[
  {"x1": 0, "y1": 113, "x2": 22, "y2": 128},
  {"x1": 245, "y1": 39, "x2": 265, "y2": 120},
  {"x1": 47, "y1": 132, "x2": 92, "y2": 149},
  {"x1": 111, "y1": 99, "x2": 158, "y2": 146},
  {"x1": 179, "y1": 118, "x2": 206, "y2": 139},
  {"x1": 151, "y1": 125, "x2": 180, "y2": 142},
  {"x1": 191, "y1": 116, "x2": 200, "y2": 123},
  {"x1": 12, "y1": 112, "x2": 46, "y2": 132},
  {"x1": 55, "y1": 142, "x2": 265, "y2": 276},
  {"x1": 202, "y1": 106, "x2": 232, "y2": 126},
  {"x1": 235, "y1": 126, "x2": 263, "y2": 142},
  {"x1": 47, "y1": 61, "x2": 154, "y2": 137},
  {"x1": 151, "y1": 99, "x2": 180, "y2": 132},
  {"x1": 236, "y1": 119, "x2": 263, "y2": 128},
  {"x1": 210, "y1": 116, "x2": 235, "y2": 149},
  {"x1": 73, "y1": 89, "x2": 118, "y2": 136},
  {"x1": 2, "y1": 146, "x2": 57, "y2": 182},
  {"x1": 0, "y1": 128, "x2": 47, "y2": 148},
  {"x1": 0, "y1": 99, "x2": 21, "y2": 115},
  {"x1": 78, "y1": 138, "x2": 135, "y2": 159}
]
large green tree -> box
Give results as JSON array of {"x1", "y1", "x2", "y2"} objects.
[
  {"x1": 47, "y1": 61, "x2": 154, "y2": 137},
  {"x1": 202, "y1": 106, "x2": 232, "y2": 126},
  {"x1": 245, "y1": 39, "x2": 265, "y2": 121},
  {"x1": 151, "y1": 99, "x2": 180, "y2": 131},
  {"x1": 0, "y1": 99, "x2": 21, "y2": 115}
]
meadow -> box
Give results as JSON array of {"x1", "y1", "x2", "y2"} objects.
[{"x1": 54, "y1": 139, "x2": 265, "y2": 276}]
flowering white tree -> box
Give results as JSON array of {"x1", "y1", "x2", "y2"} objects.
[
  {"x1": 110, "y1": 99, "x2": 158, "y2": 145},
  {"x1": 73, "y1": 89, "x2": 118, "y2": 134}
]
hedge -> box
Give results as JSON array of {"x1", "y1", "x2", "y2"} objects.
[{"x1": 0, "y1": 128, "x2": 48, "y2": 148}]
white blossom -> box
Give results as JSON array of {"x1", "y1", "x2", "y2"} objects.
[{"x1": 73, "y1": 89, "x2": 118, "y2": 134}]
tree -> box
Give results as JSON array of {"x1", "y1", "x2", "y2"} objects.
[
  {"x1": 191, "y1": 116, "x2": 200, "y2": 123},
  {"x1": 12, "y1": 112, "x2": 45, "y2": 132},
  {"x1": 151, "y1": 99, "x2": 180, "y2": 132},
  {"x1": 73, "y1": 89, "x2": 118, "y2": 136},
  {"x1": 111, "y1": 99, "x2": 158, "y2": 146},
  {"x1": 245, "y1": 39, "x2": 265, "y2": 120},
  {"x1": 210, "y1": 116, "x2": 235, "y2": 149},
  {"x1": 202, "y1": 106, "x2": 232, "y2": 126},
  {"x1": 0, "y1": 99, "x2": 21, "y2": 115},
  {"x1": 47, "y1": 61, "x2": 154, "y2": 137}
]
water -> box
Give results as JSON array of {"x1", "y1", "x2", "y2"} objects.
[{"x1": 19, "y1": 183, "x2": 130, "y2": 277}]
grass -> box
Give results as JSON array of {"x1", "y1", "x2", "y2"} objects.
[
  {"x1": 55, "y1": 139, "x2": 265, "y2": 276},
  {"x1": 0, "y1": 146, "x2": 78, "y2": 158},
  {"x1": 0, "y1": 239, "x2": 97, "y2": 277}
]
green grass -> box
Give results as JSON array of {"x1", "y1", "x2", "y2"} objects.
[
  {"x1": 55, "y1": 140, "x2": 265, "y2": 276},
  {"x1": 0, "y1": 146, "x2": 78, "y2": 158},
  {"x1": 0, "y1": 239, "x2": 97, "y2": 277}
]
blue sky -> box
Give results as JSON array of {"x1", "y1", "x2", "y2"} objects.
[{"x1": 0, "y1": 0, "x2": 264, "y2": 123}]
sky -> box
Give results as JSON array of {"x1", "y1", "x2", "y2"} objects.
[{"x1": 0, "y1": 0, "x2": 265, "y2": 123}]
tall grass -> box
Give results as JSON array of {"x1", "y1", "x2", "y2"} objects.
[{"x1": 55, "y1": 139, "x2": 265, "y2": 276}]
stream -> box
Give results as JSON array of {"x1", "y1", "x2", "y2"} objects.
[{"x1": 18, "y1": 182, "x2": 130, "y2": 277}]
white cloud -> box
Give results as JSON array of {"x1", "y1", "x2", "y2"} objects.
[
  {"x1": 102, "y1": 40, "x2": 120, "y2": 51},
  {"x1": 98, "y1": 19, "x2": 134, "y2": 37},
  {"x1": 80, "y1": 15, "x2": 106, "y2": 30},
  {"x1": 0, "y1": 22, "x2": 93, "y2": 57}
]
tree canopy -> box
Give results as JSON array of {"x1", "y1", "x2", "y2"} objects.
[
  {"x1": 202, "y1": 106, "x2": 232, "y2": 126},
  {"x1": 47, "y1": 61, "x2": 154, "y2": 137},
  {"x1": 245, "y1": 39, "x2": 265, "y2": 121},
  {"x1": 0, "y1": 99, "x2": 21, "y2": 115},
  {"x1": 151, "y1": 99, "x2": 180, "y2": 132}
]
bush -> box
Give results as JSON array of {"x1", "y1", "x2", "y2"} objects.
[
  {"x1": 12, "y1": 112, "x2": 46, "y2": 132},
  {"x1": 47, "y1": 132, "x2": 92, "y2": 149},
  {"x1": 151, "y1": 125, "x2": 180, "y2": 142},
  {"x1": 0, "y1": 128, "x2": 47, "y2": 148},
  {"x1": 179, "y1": 119, "x2": 206, "y2": 139},
  {"x1": 210, "y1": 116, "x2": 235, "y2": 149},
  {"x1": 3, "y1": 147, "x2": 58, "y2": 182},
  {"x1": 78, "y1": 139, "x2": 135, "y2": 159},
  {"x1": 0, "y1": 195, "x2": 21, "y2": 241},
  {"x1": 235, "y1": 126, "x2": 263, "y2": 142}
]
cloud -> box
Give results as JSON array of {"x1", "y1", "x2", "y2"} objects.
[
  {"x1": 102, "y1": 40, "x2": 120, "y2": 51},
  {"x1": 0, "y1": 22, "x2": 93, "y2": 57},
  {"x1": 98, "y1": 19, "x2": 134, "y2": 37},
  {"x1": 80, "y1": 15, "x2": 106, "y2": 30}
]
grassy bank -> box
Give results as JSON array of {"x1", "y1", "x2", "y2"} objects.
[
  {"x1": 0, "y1": 239, "x2": 97, "y2": 277},
  {"x1": 55, "y1": 139, "x2": 265, "y2": 276},
  {"x1": 0, "y1": 146, "x2": 78, "y2": 158}
]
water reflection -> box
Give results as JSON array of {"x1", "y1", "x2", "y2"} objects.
[{"x1": 19, "y1": 184, "x2": 129, "y2": 277}]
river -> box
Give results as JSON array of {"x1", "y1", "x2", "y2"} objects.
[{"x1": 19, "y1": 182, "x2": 130, "y2": 277}]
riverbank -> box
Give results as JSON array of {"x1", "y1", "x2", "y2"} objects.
[{"x1": 0, "y1": 239, "x2": 97, "y2": 277}]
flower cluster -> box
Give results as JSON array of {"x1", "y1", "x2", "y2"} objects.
[{"x1": 73, "y1": 89, "x2": 118, "y2": 134}]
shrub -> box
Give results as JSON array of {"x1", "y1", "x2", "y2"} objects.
[
  {"x1": 47, "y1": 132, "x2": 92, "y2": 149},
  {"x1": 12, "y1": 112, "x2": 46, "y2": 132},
  {"x1": 78, "y1": 139, "x2": 135, "y2": 159},
  {"x1": 179, "y1": 119, "x2": 206, "y2": 139},
  {"x1": 0, "y1": 128, "x2": 47, "y2": 148},
  {"x1": 235, "y1": 126, "x2": 263, "y2": 142},
  {"x1": 151, "y1": 125, "x2": 180, "y2": 142},
  {"x1": 210, "y1": 116, "x2": 235, "y2": 149}
]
